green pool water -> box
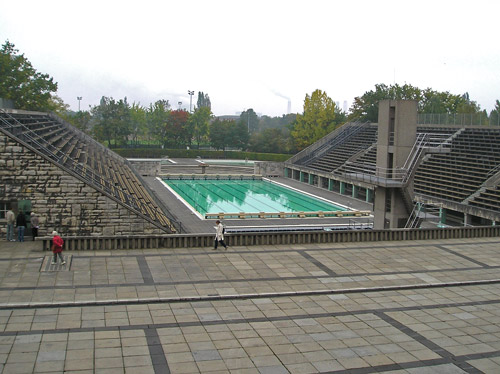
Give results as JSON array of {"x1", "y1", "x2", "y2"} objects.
[{"x1": 162, "y1": 178, "x2": 347, "y2": 218}]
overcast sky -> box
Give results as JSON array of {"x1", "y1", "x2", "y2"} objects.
[{"x1": 1, "y1": 0, "x2": 499, "y2": 116}]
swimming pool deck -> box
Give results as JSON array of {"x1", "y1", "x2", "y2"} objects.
[{"x1": 0, "y1": 237, "x2": 499, "y2": 373}]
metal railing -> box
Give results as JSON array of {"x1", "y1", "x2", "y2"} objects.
[
  {"x1": 405, "y1": 202, "x2": 442, "y2": 229},
  {"x1": 418, "y1": 112, "x2": 500, "y2": 127},
  {"x1": 286, "y1": 121, "x2": 371, "y2": 165},
  {"x1": 405, "y1": 202, "x2": 423, "y2": 229},
  {"x1": 335, "y1": 132, "x2": 452, "y2": 187},
  {"x1": 0, "y1": 109, "x2": 178, "y2": 233}
]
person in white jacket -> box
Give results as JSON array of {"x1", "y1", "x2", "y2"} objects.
[
  {"x1": 213, "y1": 220, "x2": 228, "y2": 250},
  {"x1": 6, "y1": 210, "x2": 15, "y2": 241}
]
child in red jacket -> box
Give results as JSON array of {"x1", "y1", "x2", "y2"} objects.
[{"x1": 51, "y1": 231, "x2": 65, "y2": 265}]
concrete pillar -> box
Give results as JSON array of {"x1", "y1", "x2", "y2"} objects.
[
  {"x1": 300, "y1": 171, "x2": 304, "y2": 182},
  {"x1": 464, "y1": 213, "x2": 471, "y2": 226},
  {"x1": 328, "y1": 179, "x2": 334, "y2": 191},
  {"x1": 373, "y1": 187, "x2": 388, "y2": 229},
  {"x1": 284, "y1": 168, "x2": 289, "y2": 178},
  {"x1": 308, "y1": 174, "x2": 314, "y2": 185},
  {"x1": 340, "y1": 182, "x2": 345, "y2": 195}
]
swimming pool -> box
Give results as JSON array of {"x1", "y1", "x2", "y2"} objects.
[{"x1": 160, "y1": 177, "x2": 350, "y2": 219}]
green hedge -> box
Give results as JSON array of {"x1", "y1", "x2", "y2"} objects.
[{"x1": 113, "y1": 148, "x2": 291, "y2": 162}]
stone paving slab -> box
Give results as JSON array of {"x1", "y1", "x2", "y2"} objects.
[{"x1": 0, "y1": 237, "x2": 498, "y2": 373}]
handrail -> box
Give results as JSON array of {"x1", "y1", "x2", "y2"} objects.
[
  {"x1": 124, "y1": 157, "x2": 183, "y2": 233},
  {"x1": 486, "y1": 164, "x2": 500, "y2": 178},
  {"x1": 286, "y1": 121, "x2": 371, "y2": 165},
  {"x1": 0, "y1": 109, "x2": 176, "y2": 233},
  {"x1": 405, "y1": 202, "x2": 422, "y2": 228},
  {"x1": 335, "y1": 132, "x2": 452, "y2": 186},
  {"x1": 400, "y1": 133, "x2": 427, "y2": 184}
]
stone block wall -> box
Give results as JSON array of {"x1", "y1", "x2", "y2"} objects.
[
  {"x1": 254, "y1": 162, "x2": 284, "y2": 177},
  {"x1": 0, "y1": 133, "x2": 167, "y2": 237},
  {"x1": 127, "y1": 159, "x2": 161, "y2": 176}
]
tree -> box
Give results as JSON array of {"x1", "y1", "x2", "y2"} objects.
[
  {"x1": 147, "y1": 100, "x2": 170, "y2": 147},
  {"x1": 456, "y1": 92, "x2": 481, "y2": 113},
  {"x1": 196, "y1": 92, "x2": 211, "y2": 110},
  {"x1": 129, "y1": 103, "x2": 147, "y2": 147},
  {"x1": 114, "y1": 98, "x2": 132, "y2": 146},
  {"x1": 0, "y1": 40, "x2": 58, "y2": 111},
  {"x1": 209, "y1": 119, "x2": 233, "y2": 150},
  {"x1": 91, "y1": 96, "x2": 131, "y2": 147},
  {"x1": 92, "y1": 97, "x2": 114, "y2": 146},
  {"x1": 291, "y1": 89, "x2": 338, "y2": 150},
  {"x1": 248, "y1": 128, "x2": 290, "y2": 154},
  {"x1": 490, "y1": 100, "x2": 500, "y2": 126},
  {"x1": 189, "y1": 106, "x2": 212, "y2": 148},
  {"x1": 166, "y1": 110, "x2": 189, "y2": 147},
  {"x1": 72, "y1": 110, "x2": 92, "y2": 134},
  {"x1": 349, "y1": 83, "x2": 486, "y2": 122},
  {"x1": 349, "y1": 83, "x2": 423, "y2": 122},
  {"x1": 47, "y1": 95, "x2": 70, "y2": 113},
  {"x1": 231, "y1": 121, "x2": 250, "y2": 150},
  {"x1": 239, "y1": 109, "x2": 259, "y2": 134},
  {"x1": 259, "y1": 113, "x2": 297, "y2": 131}
]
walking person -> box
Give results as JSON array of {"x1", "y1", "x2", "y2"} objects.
[
  {"x1": 6, "y1": 209, "x2": 15, "y2": 241},
  {"x1": 51, "y1": 231, "x2": 65, "y2": 265},
  {"x1": 213, "y1": 220, "x2": 228, "y2": 250},
  {"x1": 16, "y1": 211, "x2": 26, "y2": 242},
  {"x1": 30, "y1": 212, "x2": 39, "y2": 241}
]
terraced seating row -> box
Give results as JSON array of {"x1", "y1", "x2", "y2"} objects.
[
  {"x1": 306, "y1": 126, "x2": 378, "y2": 172},
  {"x1": 0, "y1": 111, "x2": 175, "y2": 232},
  {"x1": 416, "y1": 126, "x2": 458, "y2": 136},
  {"x1": 414, "y1": 128, "x2": 500, "y2": 202},
  {"x1": 469, "y1": 186, "x2": 500, "y2": 212}
]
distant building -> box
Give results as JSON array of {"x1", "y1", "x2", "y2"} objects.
[{"x1": 216, "y1": 115, "x2": 240, "y2": 121}]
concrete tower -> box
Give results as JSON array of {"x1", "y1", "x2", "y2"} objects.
[{"x1": 373, "y1": 100, "x2": 418, "y2": 229}]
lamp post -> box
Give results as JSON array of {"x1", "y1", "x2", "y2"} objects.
[
  {"x1": 77, "y1": 97, "x2": 82, "y2": 111},
  {"x1": 188, "y1": 90, "x2": 194, "y2": 113}
]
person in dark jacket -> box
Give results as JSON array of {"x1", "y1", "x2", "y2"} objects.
[{"x1": 16, "y1": 211, "x2": 26, "y2": 242}]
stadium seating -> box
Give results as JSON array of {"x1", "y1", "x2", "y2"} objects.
[
  {"x1": 291, "y1": 122, "x2": 500, "y2": 217},
  {"x1": 0, "y1": 111, "x2": 176, "y2": 232},
  {"x1": 304, "y1": 125, "x2": 378, "y2": 172},
  {"x1": 468, "y1": 185, "x2": 500, "y2": 212},
  {"x1": 414, "y1": 128, "x2": 500, "y2": 202}
]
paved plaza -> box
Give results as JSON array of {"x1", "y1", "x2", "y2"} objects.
[{"x1": 0, "y1": 237, "x2": 499, "y2": 373}]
